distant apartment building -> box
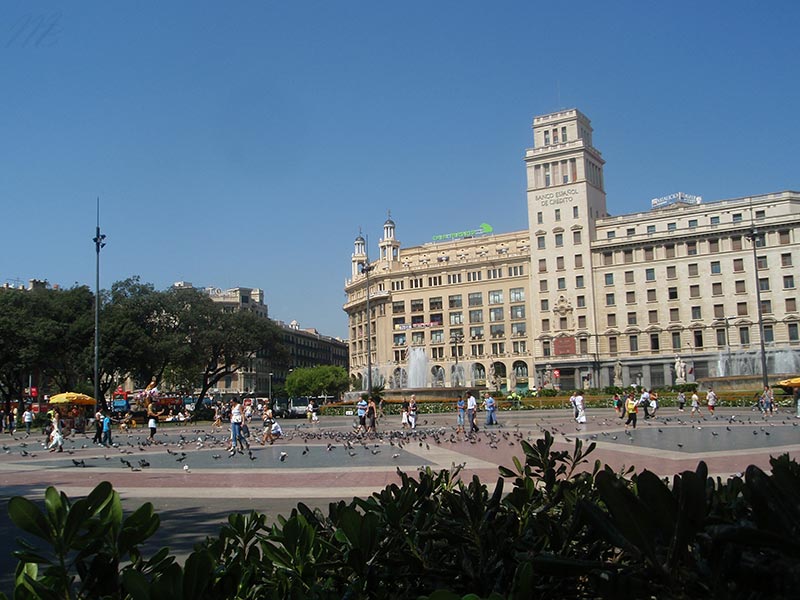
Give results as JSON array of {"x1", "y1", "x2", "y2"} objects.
[
  {"x1": 343, "y1": 109, "x2": 800, "y2": 392},
  {"x1": 175, "y1": 283, "x2": 348, "y2": 396}
]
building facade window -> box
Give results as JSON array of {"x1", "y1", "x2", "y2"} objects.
[
  {"x1": 694, "y1": 330, "x2": 703, "y2": 348},
  {"x1": 739, "y1": 327, "x2": 750, "y2": 344},
  {"x1": 650, "y1": 333, "x2": 660, "y2": 351}
]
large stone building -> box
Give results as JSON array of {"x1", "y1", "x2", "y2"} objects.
[
  {"x1": 175, "y1": 283, "x2": 348, "y2": 397},
  {"x1": 343, "y1": 109, "x2": 800, "y2": 393}
]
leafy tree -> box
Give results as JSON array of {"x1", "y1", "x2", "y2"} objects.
[
  {"x1": 166, "y1": 287, "x2": 288, "y2": 401},
  {"x1": 0, "y1": 285, "x2": 95, "y2": 400},
  {"x1": 101, "y1": 277, "x2": 188, "y2": 391},
  {"x1": 0, "y1": 288, "x2": 36, "y2": 401},
  {"x1": 285, "y1": 365, "x2": 349, "y2": 398}
]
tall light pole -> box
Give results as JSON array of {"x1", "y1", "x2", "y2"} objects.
[
  {"x1": 268, "y1": 372, "x2": 273, "y2": 401},
  {"x1": 747, "y1": 225, "x2": 769, "y2": 389},
  {"x1": 93, "y1": 198, "x2": 106, "y2": 410},
  {"x1": 450, "y1": 332, "x2": 464, "y2": 388},
  {"x1": 360, "y1": 261, "x2": 374, "y2": 396},
  {"x1": 450, "y1": 332, "x2": 464, "y2": 366}
]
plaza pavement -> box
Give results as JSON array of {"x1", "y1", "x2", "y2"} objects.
[{"x1": 1, "y1": 405, "x2": 798, "y2": 593}]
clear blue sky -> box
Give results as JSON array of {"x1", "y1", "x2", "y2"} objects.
[{"x1": 2, "y1": 1, "x2": 798, "y2": 339}]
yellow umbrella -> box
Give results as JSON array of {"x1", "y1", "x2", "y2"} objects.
[
  {"x1": 49, "y1": 392, "x2": 96, "y2": 406},
  {"x1": 778, "y1": 377, "x2": 800, "y2": 388}
]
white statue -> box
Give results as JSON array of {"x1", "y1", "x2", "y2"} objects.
[
  {"x1": 675, "y1": 356, "x2": 687, "y2": 383},
  {"x1": 613, "y1": 360, "x2": 623, "y2": 387}
]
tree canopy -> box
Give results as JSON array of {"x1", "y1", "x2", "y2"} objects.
[
  {"x1": 0, "y1": 279, "x2": 289, "y2": 402},
  {"x1": 285, "y1": 365, "x2": 349, "y2": 399}
]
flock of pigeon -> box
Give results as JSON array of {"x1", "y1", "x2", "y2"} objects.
[{"x1": 1, "y1": 409, "x2": 796, "y2": 474}]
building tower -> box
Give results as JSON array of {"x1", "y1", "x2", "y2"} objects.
[
  {"x1": 351, "y1": 231, "x2": 367, "y2": 279},
  {"x1": 524, "y1": 109, "x2": 608, "y2": 390},
  {"x1": 378, "y1": 212, "x2": 401, "y2": 266}
]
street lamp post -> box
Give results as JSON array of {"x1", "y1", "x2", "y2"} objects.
[
  {"x1": 360, "y1": 261, "x2": 375, "y2": 396},
  {"x1": 450, "y1": 332, "x2": 464, "y2": 365},
  {"x1": 746, "y1": 226, "x2": 770, "y2": 390},
  {"x1": 92, "y1": 199, "x2": 106, "y2": 410},
  {"x1": 268, "y1": 372, "x2": 273, "y2": 401},
  {"x1": 450, "y1": 332, "x2": 464, "y2": 387}
]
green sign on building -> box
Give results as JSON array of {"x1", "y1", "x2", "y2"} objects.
[{"x1": 432, "y1": 223, "x2": 493, "y2": 242}]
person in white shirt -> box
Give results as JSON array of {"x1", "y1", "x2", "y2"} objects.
[
  {"x1": 574, "y1": 392, "x2": 586, "y2": 424},
  {"x1": 466, "y1": 392, "x2": 479, "y2": 433},
  {"x1": 229, "y1": 398, "x2": 246, "y2": 454},
  {"x1": 706, "y1": 388, "x2": 717, "y2": 415},
  {"x1": 639, "y1": 389, "x2": 653, "y2": 419},
  {"x1": 22, "y1": 405, "x2": 33, "y2": 436}
]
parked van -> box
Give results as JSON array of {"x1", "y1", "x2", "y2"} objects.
[{"x1": 286, "y1": 397, "x2": 310, "y2": 418}]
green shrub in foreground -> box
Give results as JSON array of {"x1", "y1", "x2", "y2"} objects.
[{"x1": 5, "y1": 433, "x2": 800, "y2": 599}]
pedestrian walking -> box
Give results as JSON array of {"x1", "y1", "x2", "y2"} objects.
[
  {"x1": 761, "y1": 385, "x2": 774, "y2": 416},
  {"x1": 467, "y1": 391, "x2": 479, "y2": 433},
  {"x1": 706, "y1": 388, "x2": 717, "y2": 415},
  {"x1": 229, "y1": 398, "x2": 246, "y2": 455},
  {"x1": 47, "y1": 408, "x2": 64, "y2": 452},
  {"x1": 648, "y1": 391, "x2": 659, "y2": 419},
  {"x1": 408, "y1": 395, "x2": 418, "y2": 429},
  {"x1": 455, "y1": 395, "x2": 466, "y2": 435},
  {"x1": 356, "y1": 396, "x2": 368, "y2": 432},
  {"x1": 483, "y1": 393, "x2": 498, "y2": 426},
  {"x1": 261, "y1": 404, "x2": 275, "y2": 445},
  {"x1": 677, "y1": 391, "x2": 686, "y2": 412},
  {"x1": 624, "y1": 394, "x2": 638, "y2": 429},
  {"x1": 613, "y1": 393, "x2": 623, "y2": 418},
  {"x1": 640, "y1": 389, "x2": 653, "y2": 419},
  {"x1": 366, "y1": 397, "x2": 377, "y2": 434},
  {"x1": 400, "y1": 397, "x2": 410, "y2": 428},
  {"x1": 690, "y1": 391, "x2": 701, "y2": 417},
  {"x1": 575, "y1": 391, "x2": 586, "y2": 424},
  {"x1": 22, "y1": 405, "x2": 33, "y2": 436},
  {"x1": 101, "y1": 411, "x2": 113, "y2": 447},
  {"x1": 569, "y1": 391, "x2": 578, "y2": 420},
  {"x1": 146, "y1": 401, "x2": 165, "y2": 443}
]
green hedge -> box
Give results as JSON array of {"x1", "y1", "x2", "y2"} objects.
[{"x1": 6, "y1": 434, "x2": 800, "y2": 599}]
